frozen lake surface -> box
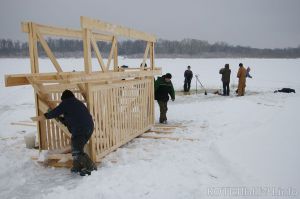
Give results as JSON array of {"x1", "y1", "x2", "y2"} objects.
[{"x1": 0, "y1": 58, "x2": 299, "y2": 199}]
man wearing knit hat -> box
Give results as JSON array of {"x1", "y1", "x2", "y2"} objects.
[
  {"x1": 33, "y1": 90, "x2": 97, "y2": 176},
  {"x1": 154, "y1": 73, "x2": 175, "y2": 124}
]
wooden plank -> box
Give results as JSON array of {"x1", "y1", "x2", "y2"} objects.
[
  {"x1": 90, "y1": 33, "x2": 106, "y2": 71},
  {"x1": 83, "y1": 28, "x2": 92, "y2": 73},
  {"x1": 28, "y1": 22, "x2": 43, "y2": 151},
  {"x1": 93, "y1": 92, "x2": 100, "y2": 155},
  {"x1": 107, "y1": 89, "x2": 113, "y2": 148},
  {"x1": 27, "y1": 23, "x2": 37, "y2": 73},
  {"x1": 5, "y1": 69, "x2": 162, "y2": 87},
  {"x1": 10, "y1": 122, "x2": 36, "y2": 127},
  {"x1": 80, "y1": 16, "x2": 156, "y2": 42},
  {"x1": 113, "y1": 38, "x2": 118, "y2": 71},
  {"x1": 106, "y1": 37, "x2": 116, "y2": 70},
  {"x1": 22, "y1": 22, "x2": 113, "y2": 41},
  {"x1": 22, "y1": 22, "x2": 82, "y2": 38},
  {"x1": 138, "y1": 135, "x2": 199, "y2": 141},
  {"x1": 36, "y1": 31, "x2": 63, "y2": 72},
  {"x1": 112, "y1": 88, "x2": 117, "y2": 146},
  {"x1": 150, "y1": 42, "x2": 155, "y2": 69},
  {"x1": 103, "y1": 89, "x2": 109, "y2": 150},
  {"x1": 145, "y1": 130, "x2": 173, "y2": 134},
  {"x1": 46, "y1": 153, "x2": 72, "y2": 160},
  {"x1": 141, "y1": 42, "x2": 150, "y2": 70},
  {"x1": 86, "y1": 85, "x2": 97, "y2": 161}
]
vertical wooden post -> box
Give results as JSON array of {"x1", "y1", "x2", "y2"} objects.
[
  {"x1": 150, "y1": 42, "x2": 156, "y2": 124},
  {"x1": 82, "y1": 28, "x2": 92, "y2": 73},
  {"x1": 82, "y1": 27, "x2": 96, "y2": 161},
  {"x1": 28, "y1": 23, "x2": 46, "y2": 150},
  {"x1": 150, "y1": 42, "x2": 155, "y2": 70},
  {"x1": 113, "y1": 37, "x2": 118, "y2": 71}
]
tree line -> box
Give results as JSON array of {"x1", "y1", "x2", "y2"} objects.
[{"x1": 0, "y1": 38, "x2": 299, "y2": 58}]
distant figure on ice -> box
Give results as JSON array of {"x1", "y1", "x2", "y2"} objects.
[
  {"x1": 219, "y1": 64, "x2": 231, "y2": 96},
  {"x1": 34, "y1": 90, "x2": 97, "y2": 175},
  {"x1": 140, "y1": 63, "x2": 147, "y2": 68},
  {"x1": 155, "y1": 73, "x2": 175, "y2": 124},
  {"x1": 184, "y1": 65, "x2": 193, "y2": 92},
  {"x1": 246, "y1": 67, "x2": 252, "y2": 78},
  {"x1": 237, "y1": 63, "x2": 247, "y2": 96}
]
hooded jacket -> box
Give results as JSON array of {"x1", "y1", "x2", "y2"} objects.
[
  {"x1": 44, "y1": 97, "x2": 94, "y2": 136},
  {"x1": 154, "y1": 75, "x2": 175, "y2": 102}
]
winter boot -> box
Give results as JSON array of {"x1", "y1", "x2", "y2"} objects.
[
  {"x1": 70, "y1": 155, "x2": 83, "y2": 173},
  {"x1": 76, "y1": 153, "x2": 97, "y2": 173},
  {"x1": 82, "y1": 153, "x2": 97, "y2": 172}
]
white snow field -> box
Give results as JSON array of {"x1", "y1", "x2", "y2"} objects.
[{"x1": 0, "y1": 58, "x2": 300, "y2": 199}]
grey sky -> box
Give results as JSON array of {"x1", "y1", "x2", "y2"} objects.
[{"x1": 0, "y1": 0, "x2": 299, "y2": 48}]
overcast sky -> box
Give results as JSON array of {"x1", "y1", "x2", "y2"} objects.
[{"x1": 0, "y1": 0, "x2": 299, "y2": 48}]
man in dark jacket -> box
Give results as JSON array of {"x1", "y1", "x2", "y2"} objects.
[
  {"x1": 44, "y1": 90, "x2": 96, "y2": 174},
  {"x1": 184, "y1": 66, "x2": 193, "y2": 92},
  {"x1": 219, "y1": 64, "x2": 231, "y2": 96},
  {"x1": 154, "y1": 73, "x2": 175, "y2": 124}
]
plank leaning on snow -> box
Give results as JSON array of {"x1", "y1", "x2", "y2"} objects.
[{"x1": 138, "y1": 135, "x2": 199, "y2": 141}]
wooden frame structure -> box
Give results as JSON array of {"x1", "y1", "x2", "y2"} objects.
[{"x1": 5, "y1": 16, "x2": 161, "y2": 163}]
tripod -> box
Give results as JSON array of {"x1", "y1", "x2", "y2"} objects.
[{"x1": 195, "y1": 75, "x2": 207, "y2": 95}]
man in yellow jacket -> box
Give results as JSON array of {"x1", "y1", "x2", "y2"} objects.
[{"x1": 237, "y1": 63, "x2": 247, "y2": 96}]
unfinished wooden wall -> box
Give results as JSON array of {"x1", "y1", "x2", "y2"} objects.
[
  {"x1": 5, "y1": 16, "x2": 161, "y2": 163},
  {"x1": 90, "y1": 78, "x2": 154, "y2": 161}
]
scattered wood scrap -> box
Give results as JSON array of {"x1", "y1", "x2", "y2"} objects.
[
  {"x1": 10, "y1": 122, "x2": 36, "y2": 127},
  {"x1": 138, "y1": 135, "x2": 199, "y2": 141},
  {"x1": 139, "y1": 123, "x2": 198, "y2": 141},
  {"x1": 146, "y1": 129, "x2": 173, "y2": 134},
  {"x1": 32, "y1": 153, "x2": 73, "y2": 168}
]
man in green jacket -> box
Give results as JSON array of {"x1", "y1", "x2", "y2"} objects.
[
  {"x1": 154, "y1": 73, "x2": 175, "y2": 124},
  {"x1": 219, "y1": 64, "x2": 231, "y2": 96}
]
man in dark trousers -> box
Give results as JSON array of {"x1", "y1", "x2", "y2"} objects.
[
  {"x1": 219, "y1": 64, "x2": 231, "y2": 96},
  {"x1": 184, "y1": 65, "x2": 193, "y2": 92},
  {"x1": 155, "y1": 73, "x2": 175, "y2": 124},
  {"x1": 43, "y1": 90, "x2": 96, "y2": 175}
]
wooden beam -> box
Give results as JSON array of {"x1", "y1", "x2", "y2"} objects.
[
  {"x1": 36, "y1": 31, "x2": 63, "y2": 72},
  {"x1": 26, "y1": 77, "x2": 50, "y2": 103},
  {"x1": 141, "y1": 42, "x2": 150, "y2": 70},
  {"x1": 22, "y1": 22, "x2": 82, "y2": 38},
  {"x1": 150, "y1": 42, "x2": 155, "y2": 69},
  {"x1": 90, "y1": 33, "x2": 106, "y2": 71},
  {"x1": 138, "y1": 135, "x2": 199, "y2": 141},
  {"x1": 68, "y1": 69, "x2": 161, "y2": 84},
  {"x1": 22, "y1": 22, "x2": 113, "y2": 41},
  {"x1": 106, "y1": 37, "x2": 116, "y2": 70},
  {"x1": 5, "y1": 69, "x2": 162, "y2": 87},
  {"x1": 145, "y1": 130, "x2": 173, "y2": 134},
  {"x1": 10, "y1": 122, "x2": 36, "y2": 127},
  {"x1": 113, "y1": 37, "x2": 118, "y2": 71},
  {"x1": 80, "y1": 16, "x2": 156, "y2": 42},
  {"x1": 83, "y1": 28, "x2": 92, "y2": 73}
]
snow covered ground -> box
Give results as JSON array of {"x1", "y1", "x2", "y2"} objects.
[{"x1": 0, "y1": 58, "x2": 299, "y2": 199}]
